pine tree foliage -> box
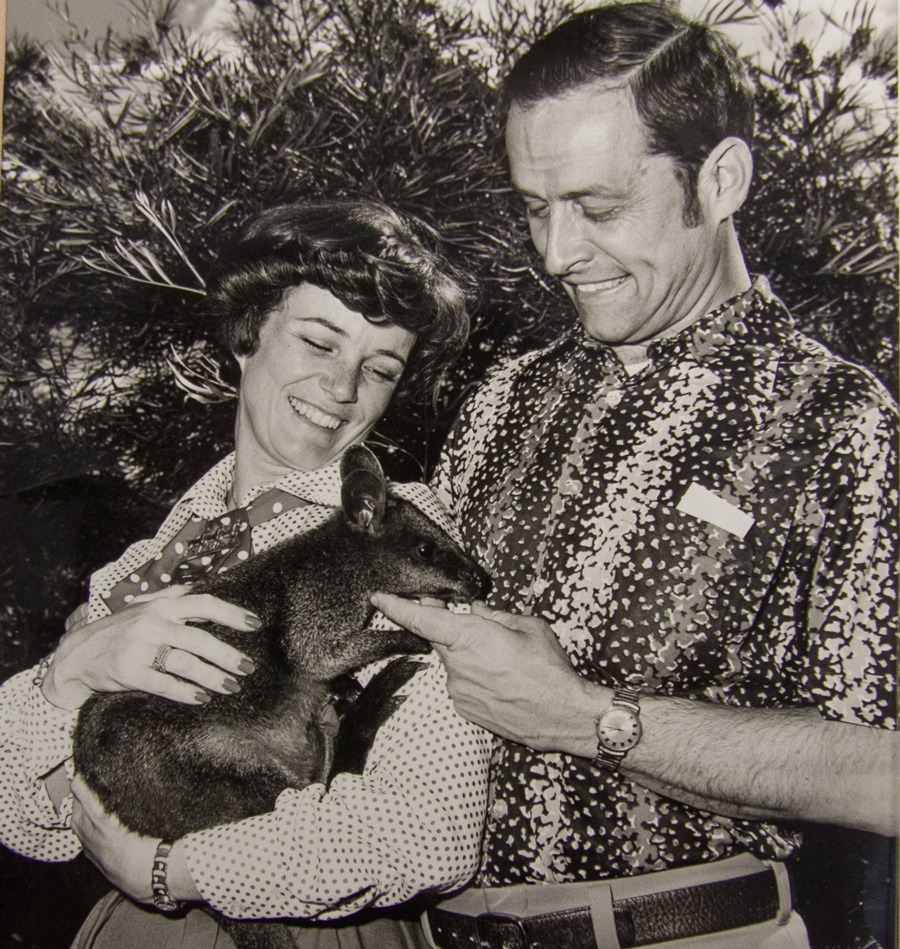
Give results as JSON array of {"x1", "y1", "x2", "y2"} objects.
[{"x1": 0, "y1": 0, "x2": 896, "y2": 669}]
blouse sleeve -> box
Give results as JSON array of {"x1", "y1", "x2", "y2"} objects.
[
  {"x1": 0, "y1": 509, "x2": 175, "y2": 860},
  {"x1": 0, "y1": 664, "x2": 82, "y2": 861},
  {"x1": 183, "y1": 653, "x2": 491, "y2": 920}
]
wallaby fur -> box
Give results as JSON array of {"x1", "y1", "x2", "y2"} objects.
[{"x1": 72, "y1": 445, "x2": 488, "y2": 948}]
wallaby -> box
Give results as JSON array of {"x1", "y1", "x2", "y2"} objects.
[{"x1": 73, "y1": 445, "x2": 489, "y2": 948}]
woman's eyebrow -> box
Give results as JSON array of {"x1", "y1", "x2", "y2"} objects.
[
  {"x1": 295, "y1": 316, "x2": 348, "y2": 336},
  {"x1": 375, "y1": 348, "x2": 408, "y2": 366}
]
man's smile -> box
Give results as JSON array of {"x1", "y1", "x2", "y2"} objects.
[{"x1": 568, "y1": 275, "x2": 629, "y2": 295}]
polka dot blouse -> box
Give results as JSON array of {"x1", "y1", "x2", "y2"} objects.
[
  {"x1": 0, "y1": 454, "x2": 491, "y2": 919},
  {"x1": 432, "y1": 276, "x2": 897, "y2": 887}
]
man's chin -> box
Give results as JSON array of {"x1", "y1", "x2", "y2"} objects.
[{"x1": 576, "y1": 312, "x2": 641, "y2": 347}]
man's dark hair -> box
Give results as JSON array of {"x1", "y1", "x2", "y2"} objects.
[
  {"x1": 204, "y1": 198, "x2": 474, "y2": 403},
  {"x1": 503, "y1": 2, "x2": 755, "y2": 224}
]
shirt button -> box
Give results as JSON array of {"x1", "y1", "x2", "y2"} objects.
[
  {"x1": 561, "y1": 478, "x2": 582, "y2": 497},
  {"x1": 490, "y1": 798, "x2": 509, "y2": 821},
  {"x1": 606, "y1": 389, "x2": 623, "y2": 408},
  {"x1": 532, "y1": 578, "x2": 549, "y2": 596}
]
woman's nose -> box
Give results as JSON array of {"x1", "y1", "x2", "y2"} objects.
[{"x1": 320, "y1": 365, "x2": 359, "y2": 403}]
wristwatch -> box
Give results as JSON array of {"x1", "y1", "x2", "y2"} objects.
[{"x1": 593, "y1": 687, "x2": 642, "y2": 772}]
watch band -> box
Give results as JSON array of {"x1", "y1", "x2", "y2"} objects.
[
  {"x1": 151, "y1": 838, "x2": 183, "y2": 912},
  {"x1": 593, "y1": 686, "x2": 642, "y2": 772}
]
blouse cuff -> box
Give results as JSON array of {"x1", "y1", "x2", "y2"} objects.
[{"x1": 16, "y1": 663, "x2": 80, "y2": 774}]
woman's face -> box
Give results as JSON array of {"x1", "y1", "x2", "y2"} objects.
[{"x1": 235, "y1": 283, "x2": 416, "y2": 478}]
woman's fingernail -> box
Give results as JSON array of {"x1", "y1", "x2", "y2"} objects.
[
  {"x1": 194, "y1": 691, "x2": 212, "y2": 704},
  {"x1": 245, "y1": 614, "x2": 262, "y2": 629},
  {"x1": 223, "y1": 677, "x2": 241, "y2": 693},
  {"x1": 238, "y1": 658, "x2": 256, "y2": 675}
]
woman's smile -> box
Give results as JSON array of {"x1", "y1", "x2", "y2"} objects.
[{"x1": 288, "y1": 396, "x2": 345, "y2": 431}]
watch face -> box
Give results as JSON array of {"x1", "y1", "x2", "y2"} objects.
[{"x1": 598, "y1": 707, "x2": 642, "y2": 751}]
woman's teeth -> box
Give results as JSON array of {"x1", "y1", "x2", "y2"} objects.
[{"x1": 288, "y1": 397, "x2": 342, "y2": 430}]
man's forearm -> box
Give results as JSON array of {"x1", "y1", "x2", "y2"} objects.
[
  {"x1": 500, "y1": 669, "x2": 897, "y2": 833},
  {"x1": 581, "y1": 688, "x2": 899, "y2": 835}
]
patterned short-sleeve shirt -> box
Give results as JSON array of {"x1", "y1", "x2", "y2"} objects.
[{"x1": 432, "y1": 276, "x2": 897, "y2": 886}]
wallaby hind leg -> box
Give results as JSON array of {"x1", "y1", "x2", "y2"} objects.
[{"x1": 331, "y1": 657, "x2": 425, "y2": 777}]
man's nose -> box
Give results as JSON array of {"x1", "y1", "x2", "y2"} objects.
[
  {"x1": 320, "y1": 364, "x2": 359, "y2": 403},
  {"x1": 537, "y1": 206, "x2": 592, "y2": 277}
]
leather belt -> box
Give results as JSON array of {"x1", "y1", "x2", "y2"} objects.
[{"x1": 428, "y1": 867, "x2": 781, "y2": 949}]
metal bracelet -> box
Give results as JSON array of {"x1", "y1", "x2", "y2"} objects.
[
  {"x1": 150, "y1": 839, "x2": 183, "y2": 912},
  {"x1": 32, "y1": 653, "x2": 55, "y2": 689}
]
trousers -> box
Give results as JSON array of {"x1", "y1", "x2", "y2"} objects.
[{"x1": 70, "y1": 889, "x2": 430, "y2": 949}]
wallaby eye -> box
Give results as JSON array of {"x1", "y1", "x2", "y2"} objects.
[{"x1": 415, "y1": 540, "x2": 436, "y2": 560}]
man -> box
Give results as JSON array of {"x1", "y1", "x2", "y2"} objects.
[{"x1": 374, "y1": 4, "x2": 898, "y2": 947}]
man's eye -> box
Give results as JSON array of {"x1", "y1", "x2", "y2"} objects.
[
  {"x1": 582, "y1": 206, "x2": 618, "y2": 223},
  {"x1": 524, "y1": 203, "x2": 549, "y2": 220}
]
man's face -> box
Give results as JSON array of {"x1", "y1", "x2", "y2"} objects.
[{"x1": 506, "y1": 85, "x2": 728, "y2": 346}]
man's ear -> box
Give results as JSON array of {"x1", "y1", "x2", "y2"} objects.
[{"x1": 698, "y1": 137, "x2": 753, "y2": 223}]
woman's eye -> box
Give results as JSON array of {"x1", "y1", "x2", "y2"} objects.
[
  {"x1": 301, "y1": 337, "x2": 332, "y2": 353},
  {"x1": 365, "y1": 365, "x2": 400, "y2": 384}
]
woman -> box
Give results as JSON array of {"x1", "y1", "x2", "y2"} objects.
[{"x1": 0, "y1": 198, "x2": 490, "y2": 948}]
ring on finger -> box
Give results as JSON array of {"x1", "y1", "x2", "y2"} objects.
[{"x1": 151, "y1": 644, "x2": 174, "y2": 675}]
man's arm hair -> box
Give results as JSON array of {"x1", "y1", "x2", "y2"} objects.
[{"x1": 623, "y1": 697, "x2": 898, "y2": 835}]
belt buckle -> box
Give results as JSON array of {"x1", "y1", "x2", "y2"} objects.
[{"x1": 475, "y1": 912, "x2": 529, "y2": 949}]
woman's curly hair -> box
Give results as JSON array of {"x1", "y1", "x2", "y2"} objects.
[{"x1": 204, "y1": 198, "x2": 475, "y2": 404}]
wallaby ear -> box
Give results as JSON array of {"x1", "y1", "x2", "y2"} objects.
[
  {"x1": 340, "y1": 444, "x2": 384, "y2": 482},
  {"x1": 341, "y1": 446, "x2": 386, "y2": 533}
]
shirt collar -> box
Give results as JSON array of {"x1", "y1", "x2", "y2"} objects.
[
  {"x1": 539, "y1": 276, "x2": 792, "y2": 423},
  {"x1": 647, "y1": 275, "x2": 792, "y2": 366},
  {"x1": 648, "y1": 276, "x2": 793, "y2": 425},
  {"x1": 178, "y1": 453, "x2": 345, "y2": 519}
]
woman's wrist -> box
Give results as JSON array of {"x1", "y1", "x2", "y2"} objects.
[
  {"x1": 164, "y1": 840, "x2": 202, "y2": 903},
  {"x1": 40, "y1": 655, "x2": 93, "y2": 710}
]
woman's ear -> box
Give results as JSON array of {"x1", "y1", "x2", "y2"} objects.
[{"x1": 698, "y1": 137, "x2": 753, "y2": 223}]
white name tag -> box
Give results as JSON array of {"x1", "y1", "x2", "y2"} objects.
[{"x1": 676, "y1": 483, "x2": 754, "y2": 539}]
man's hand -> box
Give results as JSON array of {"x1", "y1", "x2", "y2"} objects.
[
  {"x1": 372, "y1": 595, "x2": 899, "y2": 835},
  {"x1": 371, "y1": 595, "x2": 603, "y2": 754},
  {"x1": 43, "y1": 587, "x2": 260, "y2": 710},
  {"x1": 71, "y1": 776, "x2": 201, "y2": 904}
]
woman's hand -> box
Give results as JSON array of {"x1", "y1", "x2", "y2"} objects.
[
  {"x1": 42, "y1": 587, "x2": 260, "y2": 710},
  {"x1": 71, "y1": 775, "x2": 203, "y2": 905},
  {"x1": 71, "y1": 775, "x2": 158, "y2": 903},
  {"x1": 65, "y1": 601, "x2": 90, "y2": 635}
]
